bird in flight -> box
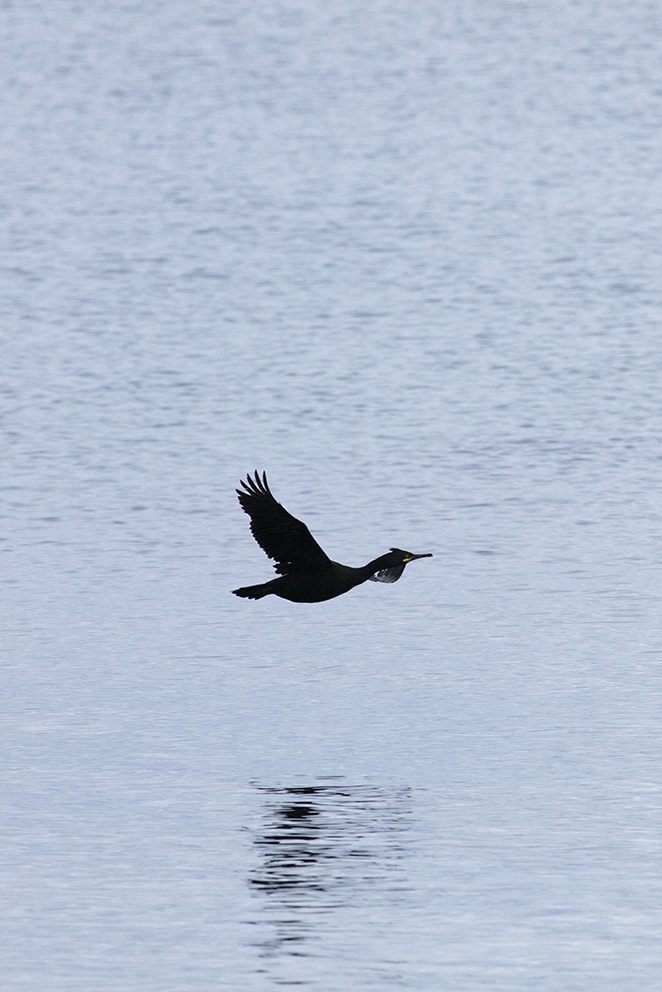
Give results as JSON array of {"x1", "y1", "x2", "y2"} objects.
[{"x1": 232, "y1": 471, "x2": 432, "y2": 603}]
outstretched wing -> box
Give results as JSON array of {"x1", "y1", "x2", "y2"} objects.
[{"x1": 236, "y1": 471, "x2": 332, "y2": 575}]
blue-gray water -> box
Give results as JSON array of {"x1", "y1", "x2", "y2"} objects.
[{"x1": 3, "y1": 2, "x2": 662, "y2": 989}]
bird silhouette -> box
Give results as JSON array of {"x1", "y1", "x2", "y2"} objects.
[{"x1": 232, "y1": 471, "x2": 432, "y2": 603}]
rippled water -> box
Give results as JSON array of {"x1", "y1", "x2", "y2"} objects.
[{"x1": 3, "y1": 2, "x2": 662, "y2": 989}]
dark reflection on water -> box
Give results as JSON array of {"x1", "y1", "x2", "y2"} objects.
[{"x1": 248, "y1": 780, "x2": 412, "y2": 958}]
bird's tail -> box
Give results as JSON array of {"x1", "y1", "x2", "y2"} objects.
[{"x1": 232, "y1": 582, "x2": 274, "y2": 600}]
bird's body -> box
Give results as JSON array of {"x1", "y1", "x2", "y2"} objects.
[
  {"x1": 232, "y1": 471, "x2": 432, "y2": 603},
  {"x1": 235, "y1": 555, "x2": 409, "y2": 603}
]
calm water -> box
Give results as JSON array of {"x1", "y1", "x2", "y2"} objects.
[{"x1": 3, "y1": 1, "x2": 662, "y2": 989}]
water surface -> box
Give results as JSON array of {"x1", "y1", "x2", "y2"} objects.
[{"x1": 3, "y1": 2, "x2": 662, "y2": 989}]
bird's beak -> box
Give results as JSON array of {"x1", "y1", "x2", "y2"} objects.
[{"x1": 403, "y1": 552, "x2": 433, "y2": 562}]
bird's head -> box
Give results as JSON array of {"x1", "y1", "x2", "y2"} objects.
[
  {"x1": 369, "y1": 548, "x2": 433, "y2": 583},
  {"x1": 394, "y1": 548, "x2": 433, "y2": 565}
]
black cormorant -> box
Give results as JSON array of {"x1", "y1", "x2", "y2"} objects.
[{"x1": 232, "y1": 471, "x2": 432, "y2": 603}]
